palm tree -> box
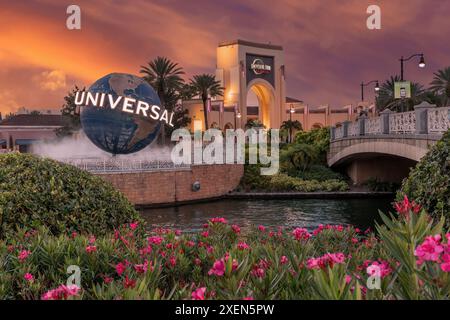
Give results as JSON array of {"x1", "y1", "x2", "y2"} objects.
[
  {"x1": 140, "y1": 57, "x2": 185, "y2": 143},
  {"x1": 376, "y1": 75, "x2": 426, "y2": 112},
  {"x1": 429, "y1": 66, "x2": 450, "y2": 107},
  {"x1": 280, "y1": 143, "x2": 318, "y2": 173},
  {"x1": 281, "y1": 120, "x2": 302, "y2": 143},
  {"x1": 189, "y1": 74, "x2": 223, "y2": 130}
]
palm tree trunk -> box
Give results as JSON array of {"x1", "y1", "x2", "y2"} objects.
[
  {"x1": 202, "y1": 98, "x2": 209, "y2": 130},
  {"x1": 159, "y1": 93, "x2": 166, "y2": 145}
]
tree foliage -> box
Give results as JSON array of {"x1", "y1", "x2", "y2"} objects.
[{"x1": 399, "y1": 130, "x2": 450, "y2": 222}]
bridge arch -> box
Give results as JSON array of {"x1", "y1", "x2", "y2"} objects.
[{"x1": 328, "y1": 141, "x2": 428, "y2": 167}]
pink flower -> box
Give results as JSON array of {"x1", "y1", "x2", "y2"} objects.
[
  {"x1": 123, "y1": 276, "x2": 136, "y2": 289},
  {"x1": 18, "y1": 250, "x2": 31, "y2": 262},
  {"x1": 232, "y1": 225, "x2": 241, "y2": 234},
  {"x1": 24, "y1": 273, "x2": 34, "y2": 282},
  {"x1": 169, "y1": 256, "x2": 177, "y2": 267},
  {"x1": 414, "y1": 234, "x2": 444, "y2": 265},
  {"x1": 251, "y1": 267, "x2": 265, "y2": 278},
  {"x1": 258, "y1": 225, "x2": 266, "y2": 232},
  {"x1": 85, "y1": 245, "x2": 97, "y2": 253},
  {"x1": 280, "y1": 256, "x2": 288, "y2": 265},
  {"x1": 345, "y1": 275, "x2": 352, "y2": 284},
  {"x1": 242, "y1": 296, "x2": 254, "y2": 300},
  {"x1": 116, "y1": 262, "x2": 127, "y2": 276},
  {"x1": 191, "y1": 287, "x2": 206, "y2": 300},
  {"x1": 129, "y1": 222, "x2": 139, "y2": 230},
  {"x1": 41, "y1": 285, "x2": 80, "y2": 300},
  {"x1": 88, "y1": 235, "x2": 96, "y2": 244},
  {"x1": 366, "y1": 260, "x2": 392, "y2": 278},
  {"x1": 201, "y1": 231, "x2": 209, "y2": 238},
  {"x1": 210, "y1": 217, "x2": 227, "y2": 224},
  {"x1": 134, "y1": 261, "x2": 148, "y2": 274},
  {"x1": 441, "y1": 253, "x2": 450, "y2": 272},
  {"x1": 306, "y1": 253, "x2": 346, "y2": 270},
  {"x1": 194, "y1": 258, "x2": 202, "y2": 266},
  {"x1": 175, "y1": 229, "x2": 182, "y2": 236},
  {"x1": 394, "y1": 195, "x2": 421, "y2": 217},
  {"x1": 237, "y1": 242, "x2": 250, "y2": 250},
  {"x1": 186, "y1": 240, "x2": 195, "y2": 247},
  {"x1": 292, "y1": 228, "x2": 311, "y2": 240},
  {"x1": 208, "y1": 259, "x2": 225, "y2": 276},
  {"x1": 103, "y1": 276, "x2": 113, "y2": 284},
  {"x1": 147, "y1": 236, "x2": 163, "y2": 245}
]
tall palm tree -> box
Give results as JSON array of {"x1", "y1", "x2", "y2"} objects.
[
  {"x1": 189, "y1": 74, "x2": 224, "y2": 130},
  {"x1": 140, "y1": 57, "x2": 185, "y2": 143},
  {"x1": 376, "y1": 75, "x2": 426, "y2": 112},
  {"x1": 429, "y1": 66, "x2": 450, "y2": 107},
  {"x1": 281, "y1": 120, "x2": 302, "y2": 143}
]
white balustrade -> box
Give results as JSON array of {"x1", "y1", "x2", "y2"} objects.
[
  {"x1": 365, "y1": 117, "x2": 381, "y2": 135},
  {"x1": 389, "y1": 111, "x2": 416, "y2": 134},
  {"x1": 335, "y1": 126, "x2": 344, "y2": 139},
  {"x1": 348, "y1": 122, "x2": 359, "y2": 137},
  {"x1": 428, "y1": 107, "x2": 450, "y2": 133}
]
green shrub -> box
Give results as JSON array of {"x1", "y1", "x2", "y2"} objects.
[
  {"x1": 0, "y1": 153, "x2": 142, "y2": 237},
  {"x1": 399, "y1": 130, "x2": 450, "y2": 221},
  {"x1": 269, "y1": 174, "x2": 348, "y2": 192},
  {"x1": 294, "y1": 127, "x2": 330, "y2": 164},
  {"x1": 290, "y1": 165, "x2": 345, "y2": 182},
  {"x1": 366, "y1": 178, "x2": 399, "y2": 192}
]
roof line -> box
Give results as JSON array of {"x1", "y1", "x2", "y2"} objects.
[{"x1": 218, "y1": 39, "x2": 283, "y2": 51}]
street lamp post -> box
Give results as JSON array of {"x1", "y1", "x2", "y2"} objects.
[
  {"x1": 234, "y1": 109, "x2": 241, "y2": 129},
  {"x1": 400, "y1": 53, "x2": 425, "y2": 81},
  {"x1": 289, "y1": 105, "x2": 295, "y2": 143},
  {"x1": 360, "y1": 80, "x2": 380, "y2": 101}
]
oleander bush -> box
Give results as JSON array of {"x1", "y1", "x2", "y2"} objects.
[
  {"x1": 399, "y1": 129, "x2": 450, "y2": 222},
  {"x1": 1, "y1": 196, "x2": 448, "y2": 300},
  {"x1": 0, "y1": 153, "x2": 142, "y2": 238}
]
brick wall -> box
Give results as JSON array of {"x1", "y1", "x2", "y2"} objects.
[{"x1": 97, "y1": 164, "x2": 244, "y2": 206}]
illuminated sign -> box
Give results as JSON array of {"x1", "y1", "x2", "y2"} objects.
[
  {"x1": 250, "y1": 58, "x2": 272, "y2": 75},
  {"x1": 75, "y1": 90, "x2": 174, "y2": 126},
  {"x1": 394, "y1": 81, "x2": 411, "y2": 99}
]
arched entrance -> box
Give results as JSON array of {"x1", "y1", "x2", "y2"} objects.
[{"x1": 246, "y1": 79, "x2": 275, "y2": 128}]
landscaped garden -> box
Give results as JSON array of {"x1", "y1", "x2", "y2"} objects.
[{"x1": 239, "y1": 127, "x2": 349, "y2": 192}]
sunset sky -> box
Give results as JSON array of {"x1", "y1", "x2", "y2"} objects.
[{"x1": 0, "y1": 0, "x2": 449, "y2": 114}]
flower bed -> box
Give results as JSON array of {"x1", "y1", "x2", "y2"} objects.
[{"x1": 0, "y1": 196, "x2": 449, "y2": 300}]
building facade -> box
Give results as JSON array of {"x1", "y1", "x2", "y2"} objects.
[
  {"x1": 0, "y1": 114, "x2": 63, "y2": 153},
  {"x1": 184, "y1": 39, "x2": 375, "y2": 132}
]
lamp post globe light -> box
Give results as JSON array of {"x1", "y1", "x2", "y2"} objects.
[
  {"x1": 360, "y1": 80, "x2": 380, "y2": 101},
  {"x1": 400, "y1": 53, "x2": 425, "y2": 81}
]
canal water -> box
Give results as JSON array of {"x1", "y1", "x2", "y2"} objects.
[{"x1": 140, "y1": 197, "x2": 394, "y2": 232}]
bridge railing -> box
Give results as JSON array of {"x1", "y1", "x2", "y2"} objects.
[{"x1": 330, "y1": 102, "x2": 450, "y2": 141}]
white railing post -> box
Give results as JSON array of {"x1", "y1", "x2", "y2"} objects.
[
  {"x1": 380, "y1": 109, "x2": 392, "y2": 134},
  {"x1": 414, "y1": 101, "x2": 435, "y2": 134},
  {"x1": 357, "y1": 114, "x2": 367, "y2": 136}
]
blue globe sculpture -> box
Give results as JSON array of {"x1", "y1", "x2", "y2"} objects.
[{"x1": 80, "y1": 73, "x2": 162, "y2": 154}]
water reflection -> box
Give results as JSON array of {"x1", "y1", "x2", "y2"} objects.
[{"x1": 140, "y1": 198, "x2": 394, "y2": 232}]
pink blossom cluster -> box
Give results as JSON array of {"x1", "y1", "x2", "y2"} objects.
[
  {"x1": 415, "y1": 234, "x2": 450, "y2": 272},
  {"x1": 209, "y1": 217, "x2": 228, "y2": 224},
  {"x1": 364, "y1": 260, "x2": 392, "y2": 278},
  {"x1": 394, "y1": 195, "x2": 421, "y2": 217},
  {"x1": 41, "y1": 284, "x2": 80, "y2": 300},
  {"x1": 306, "y1": 252, "x2": 346, "y2": 270},
  {"x1": 312, "y1": 224, "x2": 345, "y2": 236},
  {"x1": 292, "y1": 228, "x2": 311, "y2": 240},
  {"x1": 208, "y1": 254, "x2": 238, "y2": 277}
]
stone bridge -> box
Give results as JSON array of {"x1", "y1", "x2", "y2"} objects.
[{"x1": 328, "y1": 102, "x2": 450, "y2": 184}]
